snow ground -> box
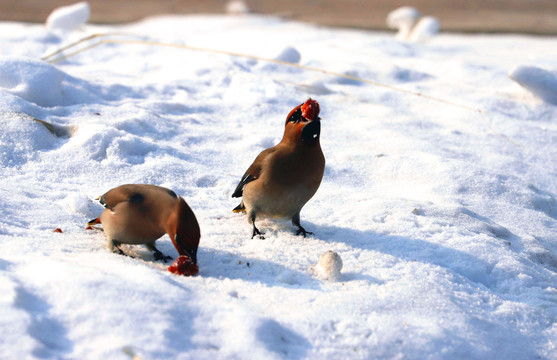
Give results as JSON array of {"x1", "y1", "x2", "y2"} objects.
[{"x1": 0, "y1": 14, "x2": 556, "y2": 359}]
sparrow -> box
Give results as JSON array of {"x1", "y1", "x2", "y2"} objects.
[
  {"x1": 87, "y1": 184, "x2": 200, "y2": 264},
  {"x1": 232, "y1": 98, "x2": 325, "y2": 238}
]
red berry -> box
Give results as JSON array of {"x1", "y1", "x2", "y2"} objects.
[
  {"x1": 168, "y1": 255, "x2": 199, "y2": 276},
  {"x1": 301, "y1": 99, "x2": 320, "y2": 121}
]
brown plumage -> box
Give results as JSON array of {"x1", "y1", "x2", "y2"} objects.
[
  {"x1": 88, "y1": 184, "x2": 200, "y2": 263},
  {"x1": 232, "y1": 99, "x2": 325, "y2": 238}
]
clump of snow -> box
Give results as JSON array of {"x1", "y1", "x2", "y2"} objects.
[
  {"x1": 387, "y1": 6, "x2": 421, "y2": 40},
  {"x1": 312, "y1": 250, "x2": 343, "y2": 281},
  {"x1": 408, "y1": 16, "x2": 440, "y2": 43},
  {"x1": 273, "y1": 46, "x2": 301, "y2": 64},
  {"x1": 226, "y1": 0, "x2": 250, "y2": 15},
  {"x1": 386, "y1": 6, "x2": 439, "y2": 42},
  {"x1": 45, "y1": 2, "x2": 90, "y2": 31},
  {"x1": 509, "y1": 65, "x2": 557, "y2": 105}
]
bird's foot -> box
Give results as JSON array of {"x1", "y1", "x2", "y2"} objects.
[
  {"x1": 251, "y1": 227, "x2": 265, "y2": 240},
  {"x1": 153, "y1": 249, "x2": 173, "y2": 263},
  {"x1": 296, "y1": 227, "x2": 314, "y2": 238}
]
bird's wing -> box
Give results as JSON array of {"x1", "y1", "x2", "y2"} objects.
[
  {"x1": 231, "y1": 147, "x2": 275, "y2": 198},
  {"x1": 99, "y1": 185, "x2": 144, "y2": 210}
]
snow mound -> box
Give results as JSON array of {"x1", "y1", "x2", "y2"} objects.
[
  {"x1": 0, "y1": 56, "x2": 97, "y2": 107},
  {"x1": 260, "y1": 46, "x2": 301, "y2": 72},
  {"x1": 226, "y1": 0, "x2": 250, "y2": 15},
  {"x1": 509, "y1": 65, "x2": 557, "y2": 105},
  {"x1": 45, "y1": 2, "x2": 90, "y2": 31},
  {"x1": 386, "y1": 6, "x2": 439, "y2": 42},
  {"x1": 273, "y1": 47, "x2": 301, "y2": 64}
]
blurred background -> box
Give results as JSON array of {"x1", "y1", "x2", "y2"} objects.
[{"x1": 1, "y1": 0, "x2": 557, "y2": 34}]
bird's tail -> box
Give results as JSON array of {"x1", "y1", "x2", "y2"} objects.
[
  {"x1": 87, "y1": 217, "x2": 101, "y2": 225},
  {"x1": 233, "y1": 202, "x2": 246, "y2": 213}
]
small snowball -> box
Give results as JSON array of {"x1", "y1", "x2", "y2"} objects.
[
  {"x1": 226, "y1": 0, "x2": 250, "y2": 15},
  {"x1": 312, "y1": 250, "x2": 343, "y2": 281},
  {"x1": 274, "y1": 47, "x2": 301, "y2": 64},
  {"x1": 509, "y1": 65, "x2": 557, "y2": 105},
  {"x1": 46, "y1": 2, "x2": 90, "y2": 31}
]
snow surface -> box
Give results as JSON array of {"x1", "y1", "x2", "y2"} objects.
[{"x1": 0, "y1": 13, "x2": 556, "y2": 360}]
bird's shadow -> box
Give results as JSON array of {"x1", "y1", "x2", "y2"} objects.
[
  {"x1": 108, "y1": 237, "x2": 329, "y2": 289},
  {"x1": 107, "y1": 214, "x2": 499, "y2": 290},
  {"x1": 197, "y1": 247, "x2": 321, "y2": 289},
  {"x1": 198, "y1": 246, "x2": 381, "y2": 289},
  {"x1": 304, "y1": 221, "x2": 499, "y2": 289},
  {"x1": 193, "y1": 216, "x2": 383, "y2": 287}
]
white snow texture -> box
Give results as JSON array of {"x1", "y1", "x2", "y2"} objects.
[{"x1": 0, "y1": 9, "x2": 556, "y2": 360}]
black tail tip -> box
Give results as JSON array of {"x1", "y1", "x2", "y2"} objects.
[
  {"x1": 232, "y1": 203, "x2": 246, "y2": 213},
  {"x1": 87, "y1": 217, "x2": 101, "y2": 225}
]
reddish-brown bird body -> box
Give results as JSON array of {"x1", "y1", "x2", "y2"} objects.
[
  {"x1": 232, "y1": 99, "x2": 325, "y2": 238},
  {"x1": 90, "y1": 184, "x2": 200, "y2": 264}
]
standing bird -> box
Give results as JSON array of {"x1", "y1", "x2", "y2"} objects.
[
  {"x1": 232, "y1": 99, "x2": 325, "y2": 238},
  {"x1": 87, "y1": 184, "x2": 200, "y2": 266}
]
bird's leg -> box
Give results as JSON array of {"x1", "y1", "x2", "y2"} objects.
[
  {"x1": 153, "y1": 249, "x2": 172, "y2": 262},
  {"x1": 111, "y1": 240, "x2": 135, "y2": 258},
  {"x1": 292, "y1": 212, "x2": 313, "y2": 237},
  {"x1": 146, "y1": 243, "x2": 172, "y2": 263},
  {"x1": 250, "y1": 212, "x2": 265, "y2": 239}
]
